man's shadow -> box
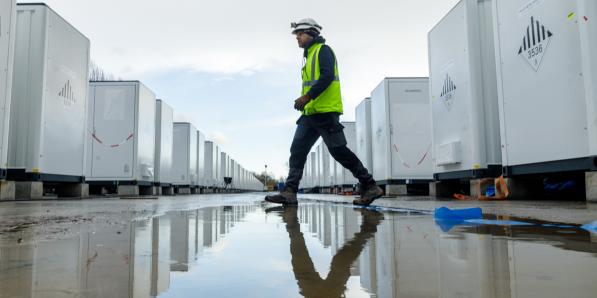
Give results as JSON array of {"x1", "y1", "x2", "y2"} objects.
[{"x1": 267, "y1": 205, "x2": 383, "y2": 298}]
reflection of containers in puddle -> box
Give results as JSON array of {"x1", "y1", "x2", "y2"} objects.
[
  {"x1": 81, "y1": 220, "x2": 154, "y2": 297},
  {"x1": 0, "y1": 243, "x2": 36, "y2": 297},
  {"x1": 151, "y1": 217, "x2": 171, "y2": 296},
  {"x1": 437, "y1": 233, "x2": 511, "y2": 297},
  {"x1": 368, "y1": 215, "x2": 439, "y2": 298},
  {"x1": 0, "y1": 219, "x2": 158, "y2": 297},
  {"x1": 298, "y1": 204, "x2": 362, "y2": 275},
  {"x1": 169, "y1": 210, "x2": 200, "y2": 272},
  {"x1": 507, "y1": 239, "x2": 597, "y2": 297}
]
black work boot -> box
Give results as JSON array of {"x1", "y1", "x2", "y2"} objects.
[
  {"x1": 265, "y1": 188, "x2": 298, "y2": 205},
  {"x1": 353, "y1": 183, "x2": 384, "y2": 206}
]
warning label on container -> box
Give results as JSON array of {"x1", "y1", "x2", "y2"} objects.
[
  {"x1": 518, "y1": 16, "x2": 553, "y2": 72},
  {"x1": 58, "y1": 80, "x2": 77, "y2": 107},
  {"x1": 440, "y1": 74, "x2": 456, "y2": 110}
]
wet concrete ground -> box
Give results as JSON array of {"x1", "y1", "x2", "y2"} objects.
[{"x1": 0, "y1": 193, "x2": 595, "y2": 298}]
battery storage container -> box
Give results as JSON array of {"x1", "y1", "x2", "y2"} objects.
[
  {"x1": 335, "y1": 122, "x2": 359, "y2": 186},
  {"x1": 370, "y1": 78, "x2": 433, "y2": 184},
  {"x1": 204, "y1": 141, "x2": 218, "y2": 187},
  {"x1": 172, "y1": 123, "x2": 197, "y2": 186},
  {"x1": 493, "y1": 0, "x2": 597, "y2": 175},
  {"x1": 86, "y1": 81, "x2": 156, "y2": 184},
  {"x1": 355, "y1": 98, "x2": 373, "y2": 172},
  {"x1": 195, "y1": 130, "x2": 205, "y2": 186},
  {"x1": 0, "y1": 0, "x2": 15, "y2": 179},
  {"x1": 428, "y1": 0, "x2": 502, "y2": 180},
  {"x1": 316, "y1": 141, "x2": 331, "y2": 188},
  {"x1": 220, "y1": 151, "x2": 229, "y2": 186},
  {"x1": 154, "y1": 99, "x2": 173, "y2": 185},
  {"x1": 9, "y1": 3, "x2": 90, "y2": 181}
]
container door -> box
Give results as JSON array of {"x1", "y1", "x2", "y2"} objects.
[
  {"x1": 0, "y1": 0, "x2": 15, "y2": 168},
  {"x1": 389, "y1": 80, "x2": 433, "y2": 179},
  {"x1": 42, "y1": 8, "x2": 90, "y2": 176},
  {"x1": 370, "y1": 82, "x2": 390, "y2": 181},
  {"x1": 91, "y1": 85, "x2": 136, "y2": 178},
  {"x1": 494, "y1": 1, "x2": 588, "y2": 165}
]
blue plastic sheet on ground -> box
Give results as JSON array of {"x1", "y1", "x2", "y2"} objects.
[
  {"x1": 434, "y1": 207, "x2": 483, "y2": 220},
  {"x1": 434, "y1": 207, "x2": 483, "y2": 232},
  {"x1": 464, "y1": 219, "x2": 533, "y2": 226},
  {"x1": 581, "y1": 221, "x2": 597, "y2": 233}
]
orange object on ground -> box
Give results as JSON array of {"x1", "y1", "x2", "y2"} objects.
[{"x1": 453, "y1": 175, "x2": 511, "y2": 201}]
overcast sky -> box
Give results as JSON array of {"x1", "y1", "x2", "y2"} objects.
[{"x1": 22, "y1": 0, "x2": 459, "y2": 178}]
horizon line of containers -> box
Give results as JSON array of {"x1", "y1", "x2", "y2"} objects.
[
  {"x1": 0, "y1": 1, "x2": 264, "y2": 196},
  {"x1": 300, "y1": 0, "x2": 597, "y2": 200}
]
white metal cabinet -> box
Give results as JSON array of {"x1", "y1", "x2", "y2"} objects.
[
  {"x1": 335, "y1": 122, "x2": 359, "y2": 186},
  {"x1": 204, "y1": 141, "x2": 218, "y2": 187},
  {"x1": 356, "y1": 98, "x2": 373, "y2": 172},
  {"x1": 172, "y1": 123, "x2": 197, "y2": 186},
  {"x1": 87, "y1": 81, "x2": 156, "y2": 183},
  {"x1": 317, "y1": 141, "x2": 331, "y2": 188},
  {"x1": 493, "y1": 0, "x2": 597, "y2": 174},
  {"x1": 10, "y1": 4, "x2": 90, "y2": 180},
  {"x1": 370, "y1": 78, "x2": 433, "y2": 183},
  {"x1": 428, "y1": 0, "x2": 501, "y2": 179},
  {"x1": 155, "y1": 100, "x2": 173, "y2": 184},
  {"x1": 196, "y1": 130, "x2": 205, "y2": 186},
  {"x1": 0, "y1": 0, "x2": 15, "y2": 176}
]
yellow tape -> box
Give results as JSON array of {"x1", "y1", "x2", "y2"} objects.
[
  {"x1": 472, "y1": 163, "x2": 481, "y2": 169},
  {"x1": 32, "y1": 168, "x2": 40, "y2": 173},
  {"x1": 568, "y1": 12, "x2": 576, "y2": 20}
]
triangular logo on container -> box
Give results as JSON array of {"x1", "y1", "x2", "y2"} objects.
[
  {"x1": 58, "y1": 80, "x2": 76, "y2": 105},
  {"x1": 440, "y1": 74, "x2": 456, "y2": 110},
  {"x1": 518, "y1": 16, "x2": 553, "y2": 72}
]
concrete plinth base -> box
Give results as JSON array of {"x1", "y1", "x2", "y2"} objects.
[
  {"x1": 385, "y1": 184, "x2": 407, "y2": 196},
  {"x1": 140, "y1": 186, "x2": 159, "y2": 196},
  {"x1": 162, "y1": 187, "x2": 175, "y2": 196},
  {"x1": 56, "y1": 183, "x2": 89, "y2": 198},
  {"x1": 340, "y1": 186, "x2": 355, "y2": 193},
  {"x1": 118, "y1": 185, "x2": 139, "y2": 196},
  {"x1": 586, "y1": 172, "x2": 597, "y2": 203},
  {"x1": 429, "y1": 181, "x2": 457, "y2": 198},
  {"x1": 15, "y1": 182, "x2": 44, "y2": 200},
  {"x1": 0, "y1": 181, "x2": 15, "y2": 201},
  {"x1": 470, "y1": 179, "x2": 494, "y2": 198},
  {"x1": 176, "y1": 187, "x2": 191, "y2": 195}
]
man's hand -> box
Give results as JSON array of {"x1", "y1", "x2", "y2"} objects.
[{"x1": 294, "y1": 95, "x2": 311, "y2": 111}]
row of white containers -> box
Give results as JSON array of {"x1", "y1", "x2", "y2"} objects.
[
  {"x1": 301, "y1": 121, "x2": 360, "y2": 189},
  {"x1": 303, "y1": 78, "x2": 433, "y2": 189},
  {"x1": 0, "y1": 2, "x2": 262, "y2": 190},
  {"x1": 306, "y1": 0, "x2": 596, "y2": 189}
]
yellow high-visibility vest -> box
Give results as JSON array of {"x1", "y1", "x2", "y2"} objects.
[{"x1": 301, "y1": 43, "x2": 343, "y2": 115}]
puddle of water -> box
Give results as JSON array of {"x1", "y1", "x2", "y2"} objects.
[{"x1": 0, "y1": 202, "x2": 595, "y2": 298}]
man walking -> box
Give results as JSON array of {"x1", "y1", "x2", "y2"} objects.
[{"x1": 265, "y1": 18, "x2": 383, "y2": 206}]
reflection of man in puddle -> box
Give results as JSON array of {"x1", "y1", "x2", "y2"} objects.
[{"x1": 269, "y1": 206, "x2": 383, "y2": 298}]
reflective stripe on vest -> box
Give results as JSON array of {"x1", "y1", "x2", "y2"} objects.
[
  {"x1": 302, "y1": 45, "x2": 340, "y2": 88},
  {"x1": 301, "y1": 43, "x2": 343, "y2": 115}
]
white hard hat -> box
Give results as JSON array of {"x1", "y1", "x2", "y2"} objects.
[{"x1": 291, "y1": 18, "x2": 322, "y2": 34}]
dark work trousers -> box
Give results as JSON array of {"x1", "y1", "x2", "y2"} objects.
[{"x1": 284, "y1": 112, "x2": 375, "y2": 193}]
